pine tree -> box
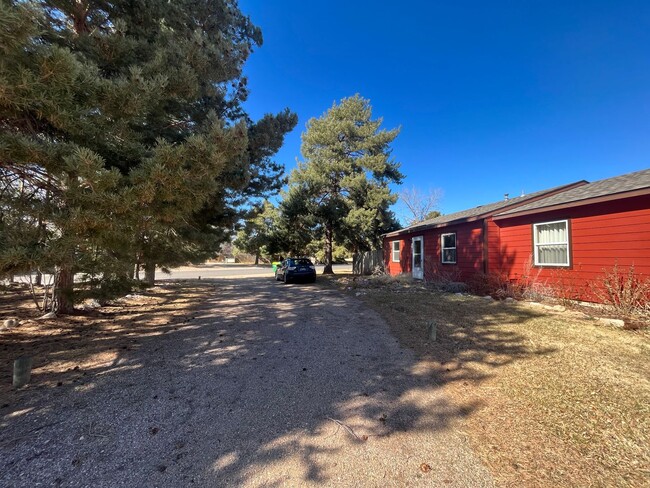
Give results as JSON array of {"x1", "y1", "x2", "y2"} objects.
[
  {"x1": 139, "y1": 109, "x2": 296, "y2": 284},
  {"x1": 0, "y1": 2, "x2": 133, "y2": 312},
  {"x1": 0, "y1": 0, "x2": 296, "y2": 309},
  {"x1": 286, "y1": 95, "x2": 403, "y2": 274},
  {"x1": 233, "y1": 201, "x2": 281, "y2": 264}
]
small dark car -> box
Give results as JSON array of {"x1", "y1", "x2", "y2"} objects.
[{"x1": 275, "y1": 257, "x2": 316, "y2": 283}]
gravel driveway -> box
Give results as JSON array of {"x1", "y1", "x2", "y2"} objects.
[{"x1": 1, "y1": 278, "x2": 493, "y2": 487}]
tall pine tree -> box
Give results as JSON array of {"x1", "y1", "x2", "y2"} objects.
[
  {"x1": 0, "y1": 0, "x2": 296, "y2": 310},
  {"x1": 284, "y1": 95, "x2": 402, "y2": 274}
]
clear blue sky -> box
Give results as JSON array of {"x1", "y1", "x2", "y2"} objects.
[{"x1": 239, "y1": 0, "x2": 650, "y2": 222}]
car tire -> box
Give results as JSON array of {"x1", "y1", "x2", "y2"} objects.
[{"x1": 284, "y1": 274, "x2": 290, "y2": 284}]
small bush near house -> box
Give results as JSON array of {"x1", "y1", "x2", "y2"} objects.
[
  {"x1": 467, "y1": 271, "x2": 519, "y2": 298},
  {"x1": 591, "y1": 264, "x2": 650, "y2": 319},
  {"x1": 371, "y1": 264, "x2": 386, "y2": 276},
  {"x1": 466, "y1": 256, "x2": 554, "y2": 301},
  {"x1": 515, "y1": 254, "x2": 558, "y2": 301},
  {"x1": 362, "y1": 273, "x2": 414, "y2": 287},
  {"x1": 424, "y1": 260, "x2": 462, "y2": 287}
]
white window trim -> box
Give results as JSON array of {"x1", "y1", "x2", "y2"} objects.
[
  {"x1": 533, "y1": 219, "x2": 570, "y2": 267},
  {"x1": 441, "y1": 232, "x2": 457, "y2": 264},
  {"x1": 391, "y1": 240, "x2": 400, "y2": 262}
]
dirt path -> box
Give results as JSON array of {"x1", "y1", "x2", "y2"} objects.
[{"x1": 0, "y1": 279, "x2": 492, "y2": 487}]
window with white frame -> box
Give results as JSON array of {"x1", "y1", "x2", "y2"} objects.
[
  {"x1": 533, "y1": 220, "x2": 570, "y2": 266},
  {"x1": 441, "y1": 233, "x2": 456, "y2": 264},
  {"x1": 391, "y1": 241, "x2": 400, "y2": 262}
]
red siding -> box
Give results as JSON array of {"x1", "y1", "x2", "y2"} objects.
[
  {"x1": 493, "y1": 194, "x2": 650, "y2": 300},
  {"x1": 384, "y1": 194, "x2": 650, "y2": 303},
  {"x1": 384, "y1": 236, "x2": 411, "y2": 275},
  {"x1": 486, "y1": 218, "x2": 503, "y2": 273},
  {"x1": 384, "y1": 221, "x2": 484, "y2": 280}
]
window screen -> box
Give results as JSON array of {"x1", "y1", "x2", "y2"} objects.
[
  {"x1": 533, "y1": 220, "x2": 569, "y2": 266},
  {"x1": 391, "y1": 241, "x2": 400, "y2": 262},
  {"x1": 441, "y1": 233, "x2": 456, "y2": 264}
]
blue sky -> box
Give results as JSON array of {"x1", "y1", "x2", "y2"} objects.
[{"x1": 239, "y1": 0, "x2": 650, "y2": 222}]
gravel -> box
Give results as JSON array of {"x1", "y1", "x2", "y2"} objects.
[{"x1": 0, "y1": 278, "x2": 493, "y2": 487}]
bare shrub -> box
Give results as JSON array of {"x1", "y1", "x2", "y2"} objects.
[
  {"x1": 515, "y1": 255, "x2": 550, "y2": 300},
  {"x1": 590, "y1": 263, "x2": 650, "y2": 318},
  {"x1": 424, "y1": 260, "x2": 462, "y2": 288},
  {"x1": 547, "y1": 265, "x2": 588, "y2": 305},
  {"x1": 467, "y1": 257, "x2": 555, "y2": 301},
  {"x1": 371, "y1": 264, "x2": 386, "y2": 276},
  {"x1": 517, "y1": 255, "x2": 540, "y2": 288},
  {"x1": 392, "y1": 273, "x2": 415, "y2": 285},
  {"x1": 367, "y1": 274, "x2": 393, "y2": 286},
  {"x1": 355, "y1": 272, "x2": 414, "y2": 289},
  {"x1": 467, "y1": 272, "x2": 523, "y2": 299}
]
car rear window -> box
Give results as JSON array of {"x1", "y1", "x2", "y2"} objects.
[{"x1": 294, "y1": 259, "x2": 312, "y2": 266}]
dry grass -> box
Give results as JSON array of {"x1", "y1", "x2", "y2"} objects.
[
  {"x1": 0, "y1": 282, "x2": 208, "y2": 400},
  {"x1": 321, "y1": 275, "x2": 650, "y2": 487}
]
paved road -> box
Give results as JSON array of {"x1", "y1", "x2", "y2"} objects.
[
  {"x1": 164, "y1": 263, "x2": 352, "y2": 280},
  {"x1": 1, "y1": 278, "x2": 492, "y2": 487},
  {"x1": 7, "y1": 264, "x2": 352, "y2": 284}
]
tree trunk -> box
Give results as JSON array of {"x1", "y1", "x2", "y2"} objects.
[
  {"x1": 254, "y1": 253, "x2": 259, "y2": 265},
  {"x1": 323, "y1": 222, "x2": 334, "y2": 274},
  {"x1": 34, "y1": 270, "x2": 42, "y2": 286},
  {"x1": 144, "y1": 261, "x2": 156, "y2": 286},
  {"x1": 52, "y1": 264, "x2": 74, "y2": 314}
]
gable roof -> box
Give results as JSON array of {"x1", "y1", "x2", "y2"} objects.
[
  {"x1": 494, "y1": 168, "x2": 650, "y2": 219},
  {"x1": 385, "y1": 180, "x2": 587, "y2": 237}
]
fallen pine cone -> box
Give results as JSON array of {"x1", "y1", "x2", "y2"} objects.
[{"x1": 420, "y1": 463, "x2": 432, "y2": 473}]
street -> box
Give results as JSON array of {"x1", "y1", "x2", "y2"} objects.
[{"x1": 163, "y1": 263, "x2": 352, "y2": 280}]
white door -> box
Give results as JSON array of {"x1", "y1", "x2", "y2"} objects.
[{"x1": 412, "y1": 236, "x2": 424, "y2": 280}]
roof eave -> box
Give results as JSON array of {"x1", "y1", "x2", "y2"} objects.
[
  {"x1": 493, "y1": 187, "x2": 650, "y2": 221},
  {"x1": 384, "y1": 215, "x2": 483, "y2": 237},
  {"x1": 384, "y1": 180, "x2": 588, "y2": 237}
]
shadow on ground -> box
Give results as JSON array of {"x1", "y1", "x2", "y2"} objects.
[{"x1": 0, "y1": 277, "x2": 547, "y2": 486}]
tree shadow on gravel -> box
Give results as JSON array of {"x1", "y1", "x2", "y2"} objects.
[{"x1": 0, "y1": 277, "x2": 547, "y2": 486}]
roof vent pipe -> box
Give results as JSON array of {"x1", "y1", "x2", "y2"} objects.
[{"x1": 504, "y1": 193, "x2": 509, "y2": 201}]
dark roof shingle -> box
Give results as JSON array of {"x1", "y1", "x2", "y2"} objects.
[{"x1": 496, "y1": 168, "x2": 650, "y2": 217}]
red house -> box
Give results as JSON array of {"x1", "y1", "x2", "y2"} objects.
[{"x1": 383, "y1": 168, "x2": 650, "y2": 301}]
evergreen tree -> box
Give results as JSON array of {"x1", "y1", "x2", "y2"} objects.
[
  {"x1": 0, "y1": 1, "x2": 135, "y2": 312},
  {"x1": 0, "y1": 0, "x2": 296, "y2": 310},
  {"x1": 233, "y1": 200, "x2": 279, "y2": 264},
  {"x1": 285, "y1": 95, "x2": 403, "y2": 274}
]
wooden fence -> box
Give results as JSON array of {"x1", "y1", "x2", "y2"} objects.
[{"x1": 352, "y1": 249, "x2": 384, "y2": 275}]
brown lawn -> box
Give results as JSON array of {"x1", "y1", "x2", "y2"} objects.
[{"x1": 321, "y1": 275, "x2": 650, "y2": 488}]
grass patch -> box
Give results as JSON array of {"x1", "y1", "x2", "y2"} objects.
[{"x1": 323, "y1": 275, "x2": 650, "y2": 487}]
